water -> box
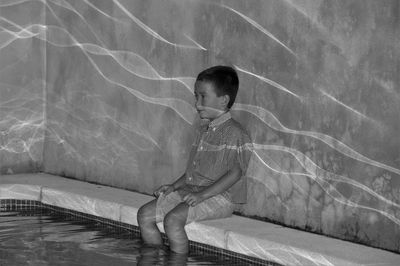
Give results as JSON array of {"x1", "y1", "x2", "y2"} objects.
[{"x1": 0, "y1": 209, "x2": 256, "y2": 266}]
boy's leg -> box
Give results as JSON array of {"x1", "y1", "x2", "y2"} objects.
[
  {"x1": 163, "y1": 202, "x2": 190, "y2": 254},
  {"x1": 137, "y1": 199, "x2": 163, "y2": 246},
  {"x1": 186, "y1": 194, "x2": 235, "y2": 223}
]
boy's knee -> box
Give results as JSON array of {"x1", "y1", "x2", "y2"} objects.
[
  {"x1": 163, "y1": 212, "x2": 185, "y2": 232},
  {"x1": 137, "y1": 206, "x2": 146, "y2": 224},
  {"x1": 137, "y1": 204, "x2": 154, "y2": 224},
  {"x1": 163, "y1": 214, "x2": 173, "y2": 229}
]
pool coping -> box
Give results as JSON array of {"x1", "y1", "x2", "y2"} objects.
[{"x1": 1, "y1": 173, "x2": 399, "y2": 266}]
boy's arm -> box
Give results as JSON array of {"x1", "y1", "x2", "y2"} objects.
[
  {"x1": 171, "y1": 173, "x2": 187, "y2": 190},
  {"x1": 183, "y1": 164, "x2": 242, "y2": 206},
  {"x1": 154, "y1": 173, "x2": 187, "y2": 197}
]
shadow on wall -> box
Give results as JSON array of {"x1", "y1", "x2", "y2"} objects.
[
  {"x1": 242, "y1": 176, "x2": 400, "y2": 252},
  {"x1": 0, "y1": 163, "x2": 42, "y2": 175}
]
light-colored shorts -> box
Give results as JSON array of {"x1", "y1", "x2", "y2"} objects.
[{"x1": 155, "y1": 191, "x2": 235, "y2": 224}]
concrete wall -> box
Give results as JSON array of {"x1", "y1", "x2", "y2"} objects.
[
  {"x1": 2, "y1": 0, "x2": 400, "y2": 252},
  {"x1": 0, "y1": 1, "x2": 45, "y2": 174}
]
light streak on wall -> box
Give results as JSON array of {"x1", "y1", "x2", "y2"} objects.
[
  {"x1": 113, "y1": 0, "x2": 207, "y2": 50},
  {"x1": 251, "y1": 144, "x2": 400, "y2": 226},
  {"x1": 220, "y1": 3, "x2": 297, "y2": 58},
  {"x1": 235, "y1": 65, "x2": 303, "y2": 100},
  {"x1": 234, "y1": 103, "x2": 400, "y2": 176},
  {"x1": 320, "y1": 89, "x2": 373, "y2": 122}
]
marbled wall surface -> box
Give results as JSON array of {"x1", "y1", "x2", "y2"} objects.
[
  {"x1": 2, "y1": 0, "x2": 400, "y2": 252},
  {"x1": 0, "y1": 1, "x2": 45, "y2": 174}
]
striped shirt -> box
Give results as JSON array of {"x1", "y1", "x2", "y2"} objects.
[{"x1": 185, "y1": 112, "x2": 252, "y2": 203}]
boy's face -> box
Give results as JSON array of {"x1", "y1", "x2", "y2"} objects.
[{"x1": 194, "y1": 80, "x2": 228, "y2": 120}]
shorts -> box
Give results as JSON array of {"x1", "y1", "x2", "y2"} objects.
[{"x1": 155, "y1": 191, "x2": 235, "y2": 224}]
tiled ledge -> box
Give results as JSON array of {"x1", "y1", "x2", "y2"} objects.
[{"x1": 1, "y1": 173, "x2": 399, "y2": 266}]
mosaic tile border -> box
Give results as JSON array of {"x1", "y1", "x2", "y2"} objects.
[{"x1": 0, "y1": 199, "x2": 281, "y2": 266}]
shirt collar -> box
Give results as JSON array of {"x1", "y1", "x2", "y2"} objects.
[{"x1": 208, "y1": 111, "x2": 231, "y2": 129}]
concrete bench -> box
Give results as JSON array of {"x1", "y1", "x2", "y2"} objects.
[{"x1": 1, "y1": 173, "x2": 399, "y2": 266}]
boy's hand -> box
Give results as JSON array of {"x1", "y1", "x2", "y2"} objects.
[
  {"x1": 183, "y1": 192, "x2": 205, "y2": 207},
  {"x1": 153, "y1": 184, "x2": 174, "y2": 197}
]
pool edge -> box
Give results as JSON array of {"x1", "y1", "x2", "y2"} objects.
[{"x1": 1, "y1": 173, "x2": 399, "y2": 266}]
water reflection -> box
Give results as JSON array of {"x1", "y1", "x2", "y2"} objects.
[
  {"x1": 0, "y1": 210, "x2": 254, "y2": 265},
  {"x1": 137, "y1": 245, "x2": 188, "y2": 266}
]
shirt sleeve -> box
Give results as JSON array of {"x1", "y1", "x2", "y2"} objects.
[
  {"x1": 225, "y1": 127, "x2": 252, "y2": 174},
  {"x1": 237, "y1": 131, "x2": 252, "y2": 174},
  {"x1": 224, "y1": 126, "x2": 252, "y2": 203}
]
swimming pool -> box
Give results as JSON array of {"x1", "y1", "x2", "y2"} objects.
[
  {"x1": 4, "y1": 174, "x2": 398, "y2": 266},
  {"x1": 0, "y1": 199, "x2": 278, "y2": 266}
]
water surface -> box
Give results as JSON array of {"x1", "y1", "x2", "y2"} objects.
[{"x1": 0, "y1": 209, "x2": 251, "y2": 265}]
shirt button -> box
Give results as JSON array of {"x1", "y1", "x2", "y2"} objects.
[
  {"x1": 199, "y1": 146, "x2": 203, "y2": 151},
  {"x1": 188, "y1": 176, "x2": 192, "y2": 181}
]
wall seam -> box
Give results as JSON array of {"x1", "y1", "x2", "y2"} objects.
[{"x1": 41, "y1": 0, "x2": 48, "y2": 173}]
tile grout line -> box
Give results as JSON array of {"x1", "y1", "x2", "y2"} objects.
[
  {"x1": 39, "y1": 185, "x2": 44, "y2": 202},
  {"x1": 119, "y1": 204, "x2": 123, "y2": 223},
  {"x1": 224, "y1": 229, "x2": 231, "y2": 250}
]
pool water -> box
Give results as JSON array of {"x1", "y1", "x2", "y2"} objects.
[{"x1": 0, "y1": 209, "x2": 259, "y2": 266}]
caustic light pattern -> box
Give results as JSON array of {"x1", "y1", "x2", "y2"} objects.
[{"x1": 1, "y1": 0, "x2": 400, "y2": 253}]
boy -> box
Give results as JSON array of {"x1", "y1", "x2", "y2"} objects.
[{"x1": 137, "y1": 65, "x2": 252, "y2": 254}]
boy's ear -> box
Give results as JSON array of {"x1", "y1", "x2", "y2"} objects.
[{"x1": 220, "y1": 94, "x2": 230, "y2": 109}]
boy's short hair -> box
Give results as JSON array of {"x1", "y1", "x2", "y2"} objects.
[{"x1": 196, "y1": 65, "x2": 239, "y2": 109}]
